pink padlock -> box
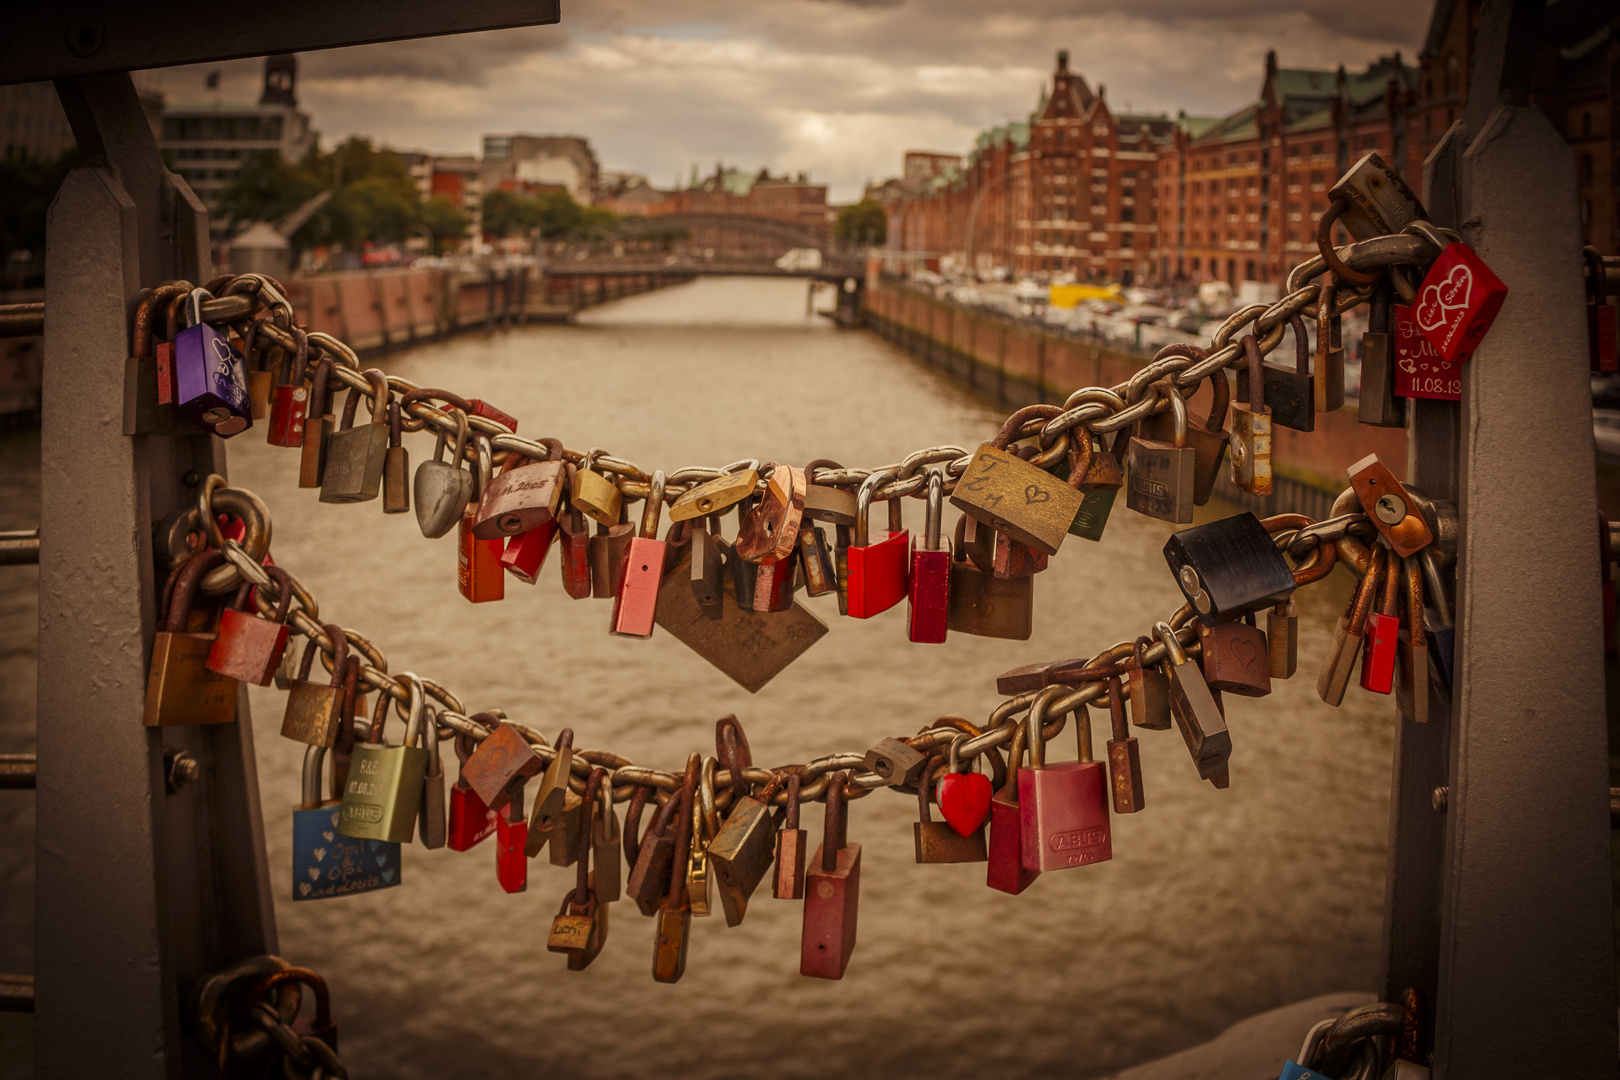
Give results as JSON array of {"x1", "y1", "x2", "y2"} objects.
[
  {"x1": 1412, "y1": 241, "x2": 1507, "y2": 364},
  {"x1": 907, "y1": 471, "x2": 950, "y2": 643},
  {"x1": 1395, "y1": 304, "x2": 1462, "y2": 401},
  {"x1": 609, "y1": 470, "x2": 666, "y2": 638},
  {"x1": 1018, "y1": 685, "x2": 1111, "y2": 873}
]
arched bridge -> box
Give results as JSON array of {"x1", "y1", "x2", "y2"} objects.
[{"x1": 545, "y1": 213, "x2": 864, "y2": 283}]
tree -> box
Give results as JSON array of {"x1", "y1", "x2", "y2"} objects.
[
  {"x1": 418, "y1": 195, "x2": 468, "y2": 251},
  {"x1": 214, "y1": 151, "x2": 322, "y2": 229},
  {"x1": 480, "y1": 188, "x2": 610, "y2": 240},
  {"x1": 834, "y1": 199, "x2": 887, "y2": 247}
]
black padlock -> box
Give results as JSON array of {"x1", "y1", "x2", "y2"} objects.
[
  {"x1": 1235, "y1": 313, "x2": 1315, "y2": 432},
  {"x1": 1163, "y1": 511, "x2": 1295, "y2": 623}
]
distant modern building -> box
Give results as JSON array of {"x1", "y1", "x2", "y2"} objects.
[
  {"x1": 426, "y1": 155, "x2": 485, "y2": 238},
  {"x1": 481, "y1": 134, "x2": 599, "y2": 204},
  {"x1": 159, "y1": 54, "x2": 317, "y2": 226}
]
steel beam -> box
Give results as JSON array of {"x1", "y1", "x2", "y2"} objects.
[{"x1": 0, "y1": 1, "x2": 560, "y2": 85}]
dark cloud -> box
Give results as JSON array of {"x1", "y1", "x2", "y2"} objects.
[{"x1": 300, "y1": 25, "x2": 571, "y2": 86}]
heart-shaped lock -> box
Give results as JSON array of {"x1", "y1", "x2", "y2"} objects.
[
  {"x1": 936, "y1": 772, "x2": 992, "y2": 837},
  {"x1": 414, "y1": 408, "x2": 475, "y2": 539}
]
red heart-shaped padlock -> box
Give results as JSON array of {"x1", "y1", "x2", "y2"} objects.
[{"x1": 935, "y1": 772, "x2": 992, "y2": 837}]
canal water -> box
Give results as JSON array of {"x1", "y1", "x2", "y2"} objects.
[{"x1": 0, "y1": 276, "x2": 1395, "y2": 1077}]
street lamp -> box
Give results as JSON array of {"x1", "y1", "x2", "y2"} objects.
[{"x1": 962, "y1": 167, "x2": 1017, "y2": 280}]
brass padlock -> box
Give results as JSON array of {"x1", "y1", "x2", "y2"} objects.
[
  {"x1": 1156, "y1": 621, "x2": 1231, "y2": 780},
  {"x1": 803, "y1": 458, "x2": 858, "y2": 525},
  {"x1": 570, "y1": 448, "x2": 622, "y2": 527},
  {"x1": 298, "y1": 358, "x2": 336, "y2": 489},
  {"x1": 669, "y1": 465, "x2": 757, "y2": 522},
  {"x1": 336, "y1": 672, "x2": 430, "y2": 843},
  {"x1": 1228, "y1": 334, "x2": 1273, "y2": 496},
  {"x1": 1234, "y1": 315, "x2": 1315, "y2": 433},
  {"x1": 144, "y1": 550, "x2": 239, "y2": 727},
  {"x1": 945, "y1": 515, "x2": 1032, "y2": 640},
  {"x1": 1128, "y1": 635, "x2": 1171, "y2": 730},
  {"x1": 280, "y1": 626, "x2": 351, "y2": 746},
  {"x1": 382, "y1": 401, "x2": 410, "y2": 514},
  {"x1": 951, "y1": 406, "x2": 1083, "y2": 557},
  {"x1": 1142, "y1": 347, "x2": 1228, "y2": 506}
]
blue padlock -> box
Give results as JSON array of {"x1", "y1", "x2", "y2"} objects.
[
  {"x1": 175, "y1": 287, "x2": 252, "y2": 438},
  {"x1": 292, "y1": 744, "x2": 401, "y2": 901}
]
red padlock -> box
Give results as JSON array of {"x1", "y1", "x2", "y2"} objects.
[
  {"x1": 847, "y1": 469, "x2": 909, "y2": 619},
  {"x1": 907, "y1": 471, "x2": 950, "y2": 643},
  {"x1": 495, "y1": 777, "x2": 528, "y2": 894},
  {"x1": 266, "y1": 327, "x2": 310, "y2": 448},
  {"x1": 501, "y1": 519, "x2": 558, "y2": 584},
  {"x1": 1017, "y1": 686, "x2": 1111, "y2": 873},
  {"x1": 207, "y1": 567, "x2": 294, "y2": 686},
  {"x1": 801, "y1": 771, "x2": 860, "y2": 980},
  {"x1": 1412, "y1": 241, "x2": 1507, "y2": 364},
  {"x1": 1586, "y1": 247, "x2": 1617, "y2": 374},
  {"x1": 448, "y1": 731, "x2": 498, "y2": 852},
  {"x1": 459, "y1": 510, "x2": 505, "y2": 604},
  {"x1": 1394, "y1": 304, "x2": 1462, "y2": 401},
  {"x1": 987, "y1": 719, "x2": 1040, "y2": 895},
  {"x1": 467, "y1": 397, "x2": 518, "y2": 433},
  {"x1": 1360, "y1": 545, "x2": 1402, "y2": 695},
  {"x1": 610, "y1": 470, "x2": 667, "y2": 638}
]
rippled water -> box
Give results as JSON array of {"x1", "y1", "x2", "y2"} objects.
[{"x1": 0, "y1": 276, "x2": 1392, "y2": 1078}]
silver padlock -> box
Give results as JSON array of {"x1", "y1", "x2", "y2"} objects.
[
  {"x1": 413, "y1": 407, "x2": 475, "y2": 539},
  {"x1": 320, "y1": 369, "x2": 390, "y2": 505},
  {"x1": 1125, "y1": 381, "x2": 1196, "y2": 524}
]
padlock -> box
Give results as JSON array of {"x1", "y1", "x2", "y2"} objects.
[
  {"x1": 207, "y1": 567, "x2": 294, "y2": 686},
  {"x1": 1065, "y1": 428, "x2": 1129, "y2": 540},
  {"x1": 1163, "y1": 510, "x2": 1296, "y2": 622},
  {"x1": 1126, "y1": 380, "x2": 1197, "y2": 523},
  {"x1": 123, "y1": 284, "x2": 190, "y2": 434},
  {"x1": 265, "y1": 328, "x2": 310, "y2": 448},
  {"x1": 1315, "y1": 284, "x2": 1346, "y2": 414},
  {"x1": 1587, "y1": 246, "x2": 1618, "y2": 373},
  {"x1": 549, "y1": 768, "x2": 608, "y2": 968},
  {"x1": 382, "y1": 401, "x2": 410, "y2": 514},
  {"x1": 591, "y1": 775, "x2": 622, "y2": 903},
  {"x1": 1103, "y1": 677, "x2": 1145, "y2": 814},
  {"x1": 1156, "y1": 621, "x2": 1232, "y2": 780},
  {"x1": 589, "y1": 509, "x2": 635, "y2": 599},
  {"x1": 154, "y1": 291, "x2": 189, "y2": 407},
  {"x1": 610, "y1": 470, "x2": 668, "y2": 637},
  {"x1": 803, "y1": 458, "x2": 858, "y2": 524},
  {"x1": 337, "y1": 672, "x2": 429, "y2": 843},
  {"x1": 736, "y1": 463, "x2": 807, "y2": 565},
  {"x1": 473, "y1": 437, "x2": 566, "y2": 539},
  {"x1": 1228, "y1": 334, "x2": 1273, "y2": 496},
  {"x1": 418, "y1": 707, "x2": 447, "y2": 850},
  {"x1": 557, "y1": 498, "x2": 593, "y2": 599},
  {"x1": 951, "y1": 407, "x2": 1083, "y2": 557},
  {"x1": 864, "y1": 737, "x2": 927, "y2": 788},
  {"x1": 907, "y1": 471, "x2": 951, "y2": 643},
  {"x1": 847, "y1": 469, "x2": 910, "y2": 618},
  {"x1": 1199, "y1": 613, "x2": 1272, "y2": 698},
  {"x1": 1413, "y1": 240, "x2": 1508, "y2": 364},
  {"x1": 298, "y1": 358, "x2": 336, "y2": 489},
  {"x1": 570, "y1": 448, "x2": 623, "y2": 527},
  {"x1": 413, "y1": 408, "x2": 474, "y2": 539},
  {"x1": 1326, "y1": 151, "x2": 1428, "y2": 241},
  {"x1": 1348, "y1": 454, "x2": 1432, "y2": 558},
  {"x1": 1269, "y1": 599, "x2": 1299, "y2": 679},
  {"x1": 292, "y1": 745, "x2": 401, "y2": 901},
  {"x1": 1319, "y1": 545, "x2": 1385, "y2": 707},
  {"x1": 447, "y1": 731, "x2": 498, "y2": 852},
  {"x1": 1128, "y1": 635, "x2": 1172, "y2": 730},
  {"x1": 235, "y1": 323, "x2": 270, "y2": 422},
  {"x1": 459, "y1": 720, "x2": 542, "y2": 813},
  {"x1": 144, "y1": 550, "x2": 239, "y2": 727},
  {"x1": 797, "y1": 521, "x2": 838, "y2": 598},
  {"x1": 708, "y1": 770, "x2": 781, "y2": 926},
  {"x1": 494, "y1": 777, "x2": 528, "y2": 894},
  {"x1": 1361, "y1": 548, "x2": 1401, "y2": 695},
  {"x1": 501, "y1": 518, "x2": 558, "y2": 584},
  {"x1": 669, "y1": 465, "x2": 758, "y2": 521},
  {"x1": 174, "y1": 288, "x2": 252, "y2": 438},
  {"x1": 986, "y1": 718, "x2": 1040, "y2": 895},
  {"x1": 458, "y1": 437, "x2": 504, "y2": 604},
  {"x1": 991, "y1": 529, "x2": 1047, "y2": 579},
  {"x1": 280, "y1": 628, "x2": 350, "y2": 746},
  {"x1": 690, "y1": 515, "x2": 725, "y2": 616},
  {"x1": 915, "y1": 752, "x2": 988, "y2": 864},
  {"x1": 1394, "y1": 302, "x2": 1463, "y2": 401},
  {"x1": 524, "y1": 728, "x2": 576, "y2": 856},
  {"x1": 540, "y1": 789, "x2": 588, "y2": 867},
  {"x1": 686, "y1": 767, "x2": 715, "y2": 918},
  {"x1": 945, "y1": 514, "x2": 1033, "y2": 640},
  {"x1": 1409, "y1": 546, "x2": 1448, "y2": 701},
  {"x1": 654, "y1": 755, "x2": 700, "y2": 984},
  {"x1": 723, "y1": 535, "x2": 758, "y2": 609},
  {"x1": 751, "y1": 548, "x2": 797, "y2": 614},
  {"x1": 1018, "y1": 686, "x2": 1111, "y2": 872},
  {"x1": 627, "y1": 787, "x2": 680, "y2": 917},
  {"x1": 774, "y1": 772, "x2": 807, "y2": 900},
  {"x1": 1143, "y1": 359, "x2": 1228, "y2": 506},
  {"x1": 319, "y1": 370, "x2": 389, "y2": 504},
  {"x1": 1234, "y1": 315, "x2": 1315, "y2": 432},
  {"x1": 801, "y1": 771, "x2": 861, "y2": 980},
  {"x1": 327, "y1": 661, "x2": 362, "y2": 801},
  {"x1": 1358, "y1": 280, "x2": 1406, "y2": 427},
  {"x1": 465, "y1": 396, "x2": 517, "y2": 433}
]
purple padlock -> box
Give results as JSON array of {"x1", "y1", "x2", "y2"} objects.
[{"x1": 175, "y1": 288, "x2": 252, "y2": 438}]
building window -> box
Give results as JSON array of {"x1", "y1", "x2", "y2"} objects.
[
  {"x1": 1121, "y1": 234, "x2": 1133, "y2": 248},
  {"x1": 1582, "y1": 112, "x2": 1592, "y2": 138},
  {"x1": 1246, "y1": 259, "x2": 1256, "y2": 279},
  {"x1": 1310, "y1": 142, "x2": 1323, "y2": 156}
]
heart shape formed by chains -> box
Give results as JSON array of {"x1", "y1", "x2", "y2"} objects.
[{"x1": 935, "y1": 772, "x2": 993, "y2": 837}]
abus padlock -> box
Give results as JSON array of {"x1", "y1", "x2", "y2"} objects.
[
  {"x1": 1126, "y1": 380, "x2": 1197, "y2": 523},
  {"x1": 1199, "y1": 613, "x2": 1272, "y2": 697},
  {"x1": 946, "y1": 514, "x2": 1033, "y2": 640},
  {"x1": 298, "y1": 357, "x2": 335, "y2": 489},
  {"x1": 337, "y1": 672, "x2": 429, "y2": 844},
  {"x1": 458, "y1": 437, "x2": 504, "y2": 604},
  {"x1": 570, "y1": 448, "x2": 622, "y2": 527},
  {"x1": 448, "y1": 731, "x2": 498, "y2": 852},
  {"x1": 950, "y1": 405, "x2": 1082, "y2": 557},
  {"x1": 292, "y1": 745, "x2": 401, "y2": 900},
  {"x1": 1234, "y1": 314, "x2": 1315, "y2": 432},
  {"x1": 413, "y1": 407, "x2": 474, "y2": 539},
  {"x1": 266, "y1": 328, "x2": 310, "y2": 447},
  {"x1": 1412, "y1": 239, "x2": 1507, "y2": 364},
  {"x1": 320, "y1": 369, "x2": 390, "y2": 504},
  {"x1": 1163, "y1": 510, "x2": 1296, "y2": 623},
  {"x1": 803, "y1": 459, "x2": 858, "y2": 524},
  {"x1": 1017, "y1": 686, "x2": 1111, "y2": 873},
  {"x1": 144, "y1": 550, "x2": 239, "y2": 727},
  {"x1": 735, "y1": 463, "x2": 807, "y2": 565},
  {"x1": 473, "y1": 437, "x2": 566, "y2": 539},
  {"x1": 1228, "y1": 334, "x2": 1273, "y2": 496},
  {"x1": 1103, "y1": 677, "x2": 1145, "y2": 814},
  {"x1": 986, "y1": 719, "x2": 1040, "y2": 895},
  {"x1": 611, "y1": 469, "x2": 668, "y2": 638},
  {"x1": 802, "y1": 771, "x2": 861, "y2": 981},
  {"x1": 174, "y1": 288, "x2": 253, "y2": 437},
  {"x1": 207, "y1": 567, "x2": 294, "y2": 686},
  {"x1": 1156, "y1": 621, "x2": 1232, "y2": 780},
  {"x1": 280, "y1": 627, "x2": 349, "y2": 746},
  {"x1": 847, "y1": 469, "x2": 909, "y2": 618},
  {"x1": 459, "y1": 720, "x2": 542, "y2": 813},
  {"x1": 908, "y1": 471, "x2": 951, "y2": 643}
]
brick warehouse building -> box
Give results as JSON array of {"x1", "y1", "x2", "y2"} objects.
[{"x1": 886, "y1": 0, "x2": 1618, "y2": 287}]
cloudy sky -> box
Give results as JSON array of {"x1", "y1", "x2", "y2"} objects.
[{"x1": 139, "y1": 0, "x2": 1432, "y2": 202}]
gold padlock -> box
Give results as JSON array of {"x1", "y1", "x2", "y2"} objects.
[
  {"x1": 950, "y1": 405, "x2": 1083, "y2": 557},
  {"x1": 570, "y1": 448, "x2": 622, "y2": 527},
  {"x1": 1228, "y1": 334, "x2": 1273, "y2": 496}
]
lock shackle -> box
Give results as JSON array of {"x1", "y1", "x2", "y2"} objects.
[
  {"x1": 1239, "y1": 334, "x2": 1266, "y2": 411},
  {"x1": 361, "y1": 368, "x2": 390, "y2": 426},
  {"x1": 855, "y1": 468, "x2": 899, "y2": 547},
  {"x1": 399, "y1": 387, "x2": 473, "y2": 432},
  {"x1": 255, "y1": 566, "x2": 295, "y2": 625},
  {"x1": 1316, "y1": 283, "x2": 1339, "y2": 357},
  {"x1": 431, "y1": 408, "x2": 471, "y2": 472},
  {"x1": 388, "y1": 400, "x2": 403, "y2": 448},
  {"x1": 640, "y1": 470, "x2": 666, "y2": 539},
  {"x1": 1106, "y1": 677, "x2": 1129, "y2": 743},
  {"x1": 163, "y1": 292, "x2": 189, "y2": 347},
  {"x1": 300, "y1": 745, "x2": 328, "y2": 810},
  {"x1": 472, "y1": 435, "x2": 493, "y2": 505},
  {"x1": 1315, "y1": 197, "x2": 1381, "y2": 286},
  {"x1": 946, "y1": 731, "x2": 974, "y2": 776},
  {"x1": 300, "y1": 625, "x2": 349, "y2": 689},
  {"x1": 575, "y1": 767, "x2": 606, "y2": 903},
  {"x1": 1073, "y1": 702, "x2": 1094, "y2": 764},
  {"x1": 697, "y1": 756, "x2": 720, "y2": 840},
  {"x1": 1133, "y1": 635, "x2": 1155, "y2": 673},
  {"x1": 1367, "y1": 277, "x2": 1393, "y2": 335},
  {"x1": 1287, "y1": 313, "x2": 1311, "y2": 376},
  {"x1": 164, "y1": 549, "x2": 224, "y2": 633},
  {"x1": 922, "y1": 471, "x2": 944, "y2": 551},
  {"x1": 1150, "y1": 379, "x2": 1188, "y2": 449},
  {"x1": 716, "y1": 715, "x2": 752, "y2": 799},
  {"x1": 991, "y1": 403, "x2": 1062, "y2": 451},
  {"x1": 538, "y1": 436, "x2": 565, "y2": 463},
  {"x1": 668, "y1": 753, "x2": 701, "y2": 904},
  {"x1": 1353, "y1": 545, "x2": 1386, "y2": 627},
  {"x1": 183, "y1": 287, "x2": 214, "y2": 330},
  {"x1": 399, "y1": 672, "x2": 429, "y2": 749},
  {"x1": 917, "y1": 755, "x2": 945, "y2": 822},
  {"x1": 805, "y1": 458, "x2": 844, "y2": 485},
  {"x1": 133, "y1": 283, "x2": 192, "y2": 360},
  {"x1": 1154, "y1": 620, "x2": 1190, "y2": 667},
  {"x1": 821, "y1": 770, "x2": 848, "y2": 872},
  {"x1": 998, "y1": 718, "x2": 1027, "y2": 799},
  {"x1": 306, "y1": 358, "x2": 337, "y2": 421},
  {"x1": 1404, "y1": 555, "x2": 1425, "y2": 643},
  {"x1": 1025, "y1": 684, "x2": 1068, "y2": 769}
]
